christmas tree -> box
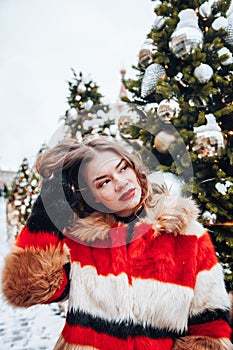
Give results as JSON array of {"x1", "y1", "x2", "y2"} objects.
[
  {"x1": 6, "y1": 158, "x2": 40, "y2": 233},
  {"x1": 64, "y1": 68, "x2": 110, "y2": 138},
  {"x1": 124, "y1": 0, "x2": 233, "y2": 289}
]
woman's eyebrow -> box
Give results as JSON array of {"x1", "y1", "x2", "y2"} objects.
[{"x1": 92, "y1": 159, "x2": 124, "y2": 183}]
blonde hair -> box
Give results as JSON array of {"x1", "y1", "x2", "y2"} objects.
[{"x1": 36, "y1": 136, "x2": 154, "y2": 217}]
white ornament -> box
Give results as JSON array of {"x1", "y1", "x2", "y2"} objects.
[
  {"x1": 218, "y1": 47, "x2": 233, "y2": 65},
  {"x1": 67, "y1": 108, "x2": 78, "y2": 118},
  {"x1": 199, "y1": 2, "x2": 212, "y2": 18},
  {"x1": 169, "y1": 9, "x2": 203, "y2": 58},
  {"x1": 141, "y1": 63, "x2": 166, "y2": 98},
  {"x1": 153, "y1": 15, "x2": 165, "y2": 30},
  {"x1": 202, "y1": 211, "x2": 217, "y2": 225},
  {"x1": 174, "y1": 72, "x2": 183, "y2": 81},
  {"x1": 194, "y1": 63, "x2": 214, "y2": 83},
  {"x1": 215, "y1": 180, "x2": 233, "y2": 195},
  {"x1": 75, "y1": 95, "x2": 82, "y2": 101},
  {"x1": 109, "y1": 124, "x2": 118, "y2": 136},
  {"x1": 212, "y1": 16, "x2": 228, "y2": 31},
  {"x1": 77, "y1": 83, "x2": 86, "y2": 94},
  {"x1": 82, "y1": 99, "x2": 94, "y2": 111}
]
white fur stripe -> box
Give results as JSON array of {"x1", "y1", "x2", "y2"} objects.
[
  {"x1": 190, "y1": 263, "x2": 230, "y2": 316},
  {"x1": 184, "y1": 220, "x2": 206, "y2": 237},
  {"x1": 69, "y1": 262, "x2": 194, "y2": 332}
]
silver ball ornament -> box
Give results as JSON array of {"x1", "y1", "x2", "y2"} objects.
[
  {"x1": 139, "y1": 49, "x2": 153, "y2": 68},
  {"x1": 157, "y1": 98, "x2": 180, "y2": 123},
  {"x1": 169, "y1": 9, "x2": 203, "y2": 58},
  {"x1": 193, "y1": 114, "x2": 225, "y2": 158}
]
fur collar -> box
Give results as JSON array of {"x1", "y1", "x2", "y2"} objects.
[{"x1": 65, "y1": 194, "x2": 199, "y2": 243}]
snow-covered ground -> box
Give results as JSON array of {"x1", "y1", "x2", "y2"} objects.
[{"x1": 0, "y1": 197, "x2": 66, "y2": 349}]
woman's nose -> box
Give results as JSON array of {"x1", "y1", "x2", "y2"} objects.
[{"x1": 115, "y1": 179, "x2": 128, "y2": 192}]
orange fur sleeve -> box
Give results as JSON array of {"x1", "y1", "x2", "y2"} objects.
[{"x1": 1, "y1": 243, "x2": 69, "y2": 308}]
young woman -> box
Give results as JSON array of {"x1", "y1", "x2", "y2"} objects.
[{"x1": 2, "y1": 137, "x2": 232, "y2": 350}]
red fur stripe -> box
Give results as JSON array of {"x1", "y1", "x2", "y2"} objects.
[
  {"x1": 197, "y1": 233, "x2": 218, "y2": 272},
  {"x1": 62, "y1": 323, "x2": 174, "y2": 350},
  {"x1": 16, "y1": 226, "x2": 62, "y2": 249},
  {"x1": 66, "y1": 225, "x2": 218, "y2": 289},
  {"x1": 189, "y1": 319, "x2": 232, "y2": 339}
]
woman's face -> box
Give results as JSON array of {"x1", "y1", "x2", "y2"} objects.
[{"x1": 84, "y1": 151, "x2": 142, "y2": 217}]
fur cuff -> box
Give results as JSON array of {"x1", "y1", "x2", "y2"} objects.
[
  {"x1": 172, "y1": 336, "x2": 232, "y2": 350},
  {"x1": 1, "y1": 244, "x2": 69, "y2": 307}
]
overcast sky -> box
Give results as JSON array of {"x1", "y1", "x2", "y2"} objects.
[{"x1": 0, "y1": 0, "x2": 155, "y2": 171}]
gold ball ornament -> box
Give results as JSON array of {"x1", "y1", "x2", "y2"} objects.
[{"x1": 153, "y1": 131, "x2": 176, "y2": 153}]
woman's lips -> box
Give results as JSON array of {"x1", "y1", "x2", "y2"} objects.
[{"x1": 119, "y1": 188, "x2": 135, "y2": 201}]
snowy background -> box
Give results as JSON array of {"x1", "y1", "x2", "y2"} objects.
[
  {"x1": 0, "y1": 196, "x2": 66, "y2": 349},
  {"x1": 0, "y1": 0, "x2": 155, "y2": 172}
]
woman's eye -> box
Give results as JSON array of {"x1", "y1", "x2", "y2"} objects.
[
  {"x1": 98, "y1": 179, "x2": 110, "y2": 188},
  {"x1": 120, "y1": 164, "x2": 128, "y2": 172}
]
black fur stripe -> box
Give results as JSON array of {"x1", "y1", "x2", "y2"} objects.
[
  {"x1": 26, "y1": 195, "x2": 66, "y2": 237},
  {"x1": 66, "y1": 308, "x2": 185, "y2": 339},
  {"x1": 50, "y1": 263, "x2": 70, "y2": 303},
  {"x1": 188, "y1": 308, "x2": 230, "y2": 325}
]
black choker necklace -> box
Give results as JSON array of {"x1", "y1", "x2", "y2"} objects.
[{"x1": 114, "y1": 207, "x2": 145, "y2": 223}]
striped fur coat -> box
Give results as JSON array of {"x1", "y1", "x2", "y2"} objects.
[{"x1": 2, "y1": 193, "x2": 233, "y2": 350}]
